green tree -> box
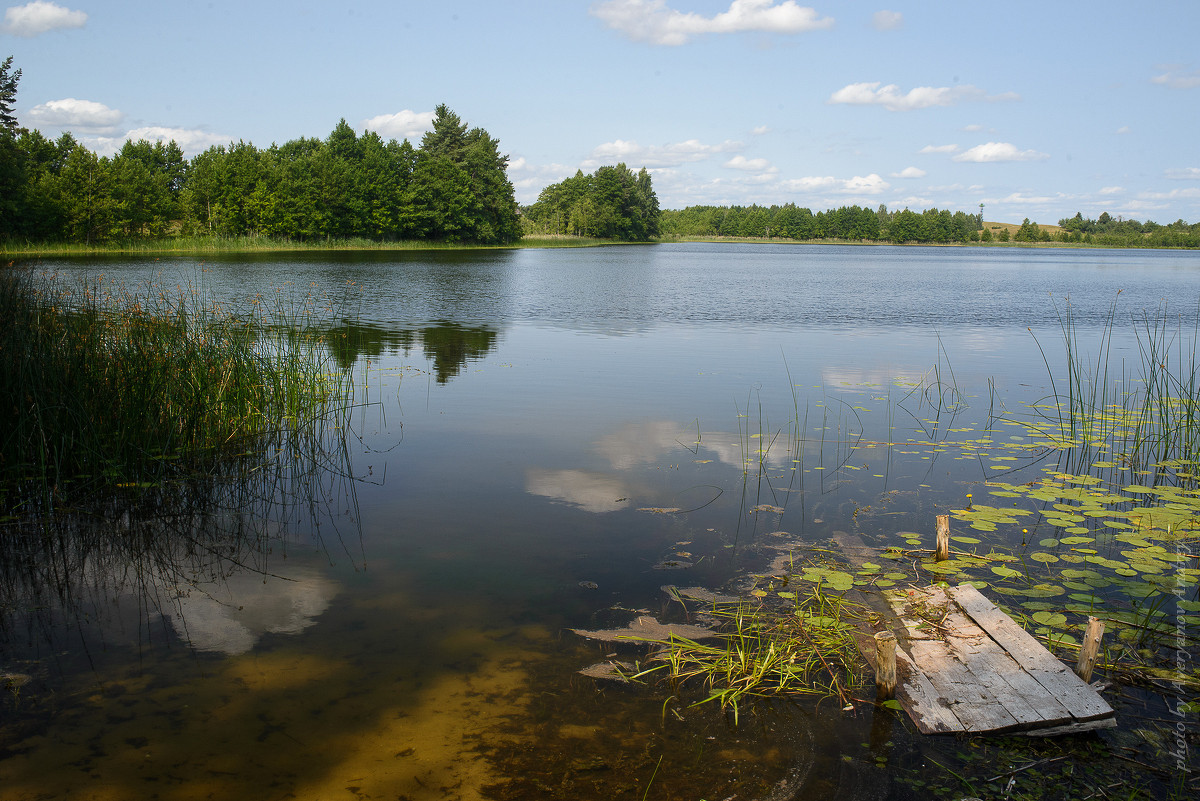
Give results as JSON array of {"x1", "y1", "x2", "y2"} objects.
[
  {"x1": 0, "y1": 55, "x2": 20, "y2": 132},
  {"x1": 410, "y1": 105, "x2": 520, "y2": 243},
  {"x1": 527, "y1": 163, "x2": 659, "y2": 241},
  {"x1": 889, "y1": 209, "x2": 925, "y2": 243}
]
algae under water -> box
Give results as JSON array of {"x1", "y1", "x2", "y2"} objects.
[{"x1": 1, "y1": 244, "x2": 1198, "y2": 800}]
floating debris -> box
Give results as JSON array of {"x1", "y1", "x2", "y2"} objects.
[
  {"x1": 577, "y1": 661, "x2": 635, "y2": 682},
  {"x1": 652, "y1": 559, "x2": 693, "y2": 570},
  {"x1": 752, "y1": 504, "x2": 785, "y2": 514},
  {"x1": 578, "y1": 580, "x2": 599, "y2": 590},
  {"x1": 570, "y1": 615, "x2": 718, "y2": 643},
  {"x1": 662, "y1": 585, "x2": 740, "y2": 604}
]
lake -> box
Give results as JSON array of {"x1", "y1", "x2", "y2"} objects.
[{"x1": 2, "y1": 243, "x2": 1198, "y2": 800}]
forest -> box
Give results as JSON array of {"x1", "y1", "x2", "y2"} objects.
[{"x1": 0, "y1": 102, "x2": 525, "y2": 245}]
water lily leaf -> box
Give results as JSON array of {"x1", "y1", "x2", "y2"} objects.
[
  {"x1": 1030, "y1": 552, "x2": 1059, "y2": 563},
  {"x1": 1033, "y1": 611, "x2": 1068, "y2": 627},
  {"x1": 991, "y1": 565, "x2": 1022, "y2": 578}
]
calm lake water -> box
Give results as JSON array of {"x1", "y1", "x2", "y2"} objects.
[{"x1": 2, "y1": 244, "x2": 1199, "y2": 800}]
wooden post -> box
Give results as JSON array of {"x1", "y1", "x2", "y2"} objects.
[
  {"x1": 1076, "y1": 617, "x2": 1105, "y2": 683},
  {"x1": 935, "y1": 514, "x2": 950, "y2": 561},
  {"x1": 875, "y1": 631, "x2": 897, "y2": 699}
]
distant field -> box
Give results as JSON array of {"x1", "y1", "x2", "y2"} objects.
[{"x1": 983, "y1": 220, "x2": 1066, "y2": 236}]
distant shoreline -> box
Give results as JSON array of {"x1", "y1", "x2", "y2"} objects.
[{"x1": 3, "y1": 233, "x2": 1197, "y2": 258}]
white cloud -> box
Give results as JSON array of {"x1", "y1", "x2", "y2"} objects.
[
  {"x1": 780, "y1": 173, "x2": 889, "y2": 195},
  {"x1": 590, "y1": 0, "x2": 834, "y2": 46},
  {"x1": 1151, "y1": 67, "x2": 1200, "y2": 89},
  {"x1": 123, "y1": 126, "x2": 230, "y2": 155},
  {"x1": 988, "y1": 191, "x2": 1067, "y2": 206},
  {"x1": 1166, "y1": 167, "x2": 1200, "y2": 180},
  {"x1": 1138, "y1": 187, "x2": 1200, "y2": 201},
  {"x1": 830, "y1": 81, "x2": 989, "y2": 111},
  {"x1": 85, "y1": 127, "x2": 231, "y2": 157},
  {"x1": 361, "y1": 109, "x2": 436, "y2": 141},
  {"x1": 723, "y1": 155, "x2": 774, "y2": 172},
  {"x1": 871, "y1": 10, "x2": 902, "y2": 31},
  {"x1": 1, "y1": 1, "x2": 85, "y2": 37},
  {"x1": 840, "y1": 173, "x2": 889, "y2": 194},
  {"x1": 963, "y1": 123, "x2": 984, "y2": 132},
  {"x1": 157, "y1": 565, "x2": 337, "y2": 656},
  {"x1": 919, "y1": 143, "x2": 958, "y2": 154},
  {"x1": 752, "y1": 124, "x2": 770, "y2": 135},
  {"x1": 509, "y1": 158, "x2": 581, "y2": 203},
  {"x1": 780, "y1": 175, "x2": 838, "y2": 191},
  {"x1": 26, "y1": 97, "x2": 123, "y2": 132},
  {"x1": 1098, "y1": 186, "x2": 1124, "y2": 195},
  {"x1": 584, "y1": 137, "x2": 741, "y2": 169},
  {"x1": 891, "y1": 166, "x2": 925, "y2": 178},
  {"x1": 525, "y1": 468, "x2": 631, "y2": 514},
  {"x1": 1116, "y1": 126, "x2": 1131, "y2": 135},
  {"x1": 952, "y1": 142, "x2": 1048, "y2": 163}
]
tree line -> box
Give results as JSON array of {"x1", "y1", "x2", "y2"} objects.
[
  {"x1": 660, "y1": 204, "x2": 986, "y2": 244},
  {"x1": 1, "y1": 57, "x2": 524, "y2": 246},
  {"x1": 1, "y1": 108, "x2": 522, "y2": 245},
  {"x1": 1056, "y1": 212, "x2": 1200, "y2": 248}
]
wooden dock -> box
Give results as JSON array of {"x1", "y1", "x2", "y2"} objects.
[
  {"x1": 880, "y1": 583, "x2": 1116, "y2": 736},
  {"x1": 829, "y1": 530, "x2": 1116, "y2": 736}
]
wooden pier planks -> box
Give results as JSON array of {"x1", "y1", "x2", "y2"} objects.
[{"x1": 885, "y1": 583, "x2": 1116, "y2": 735}]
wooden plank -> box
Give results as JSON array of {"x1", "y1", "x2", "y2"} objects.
[
  {"x1": 936, "y1": 612, "x2": 1075, "y2": 728},
  {"x1": 888, "y1": 585, "x2": 1056, "y2": 733},
  {"x1": 905, "y1": 635, "x2": 1022, "y2": 733},
  {"x1": 948, "y1": 584, "x2": 1114, "y2": 722},
  {"x1": 891, "y1": 645, "x2": 966, "y2": 734}
]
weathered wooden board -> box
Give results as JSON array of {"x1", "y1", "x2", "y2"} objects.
[
  {"x1": 885, "y1": 583, "x2": 1116, "y2": 735},
  {"x1": 948, "y1": 584, "x2": 1114, "y2": 723}
]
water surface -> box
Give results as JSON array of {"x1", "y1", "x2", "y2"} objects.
[{"x1": 3, "y1": 244, "x2": 1198, "y2": 800}]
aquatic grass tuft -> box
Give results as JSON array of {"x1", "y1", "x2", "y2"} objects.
[
  {"x1": 0, "y1": 268, "x2": 348, "y2": 512},
  {"x1": 629, "y1": 583, "x2": 871, "y2": 723}
]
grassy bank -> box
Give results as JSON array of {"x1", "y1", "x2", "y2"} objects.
[
  {"x1": 0, "y1": 267, "x2": 346, "y2": 512},
  {"x1": 0, "y1": 234, "x2": 618, "y2": 257}
]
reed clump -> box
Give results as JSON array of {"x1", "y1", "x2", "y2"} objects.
[
  {"x1": 632, "y1": 583, "x2": 871, "y2": 722},
  {"x1": 0, "y1": 268, "x2": 344, "y2": 512},
  {"x1": 1029, "y1": 296, "x2": 1200, "y2": 479}
]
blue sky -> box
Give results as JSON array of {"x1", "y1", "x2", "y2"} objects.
[{"x1": 4, "y1": 0, "x2": 1199, "y2": 223}]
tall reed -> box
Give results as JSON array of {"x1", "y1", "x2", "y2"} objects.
[
  {"x1": 0, "y1": 268, "x2": 347, "y2": 512},
  {"x1": 1028, "y1": 297, "x2": 1200, "y2": 481}
]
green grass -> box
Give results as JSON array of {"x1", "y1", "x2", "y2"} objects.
[
  {"x1": 0, "y1": 233, "x2": 619, "y2": 257},
  {"x1": 0, "y1": 267, "x2": 348, "y2": 512},
  {"x1": 630, "y1": 583, "x2": 871, "y2": 723}
]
